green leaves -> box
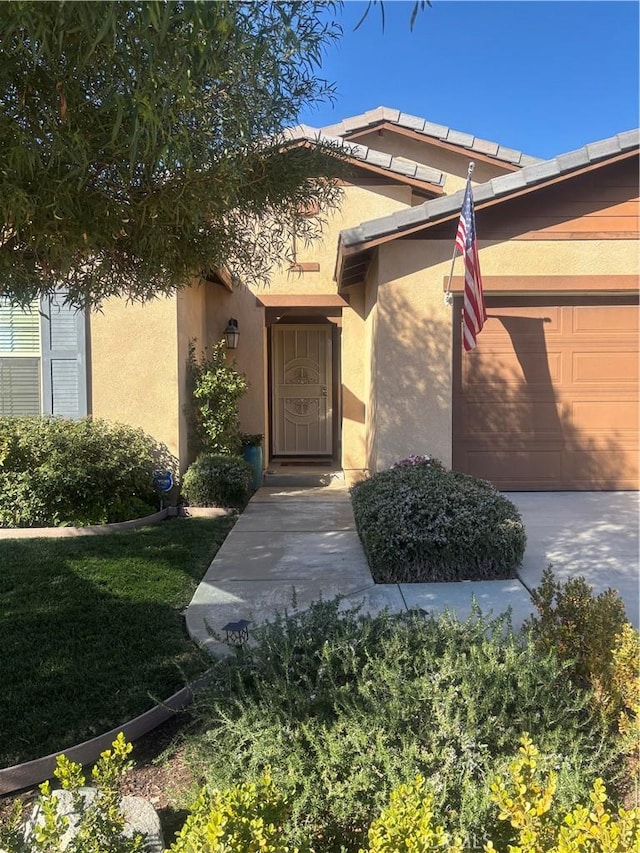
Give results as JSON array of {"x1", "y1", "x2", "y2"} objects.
[
  {"x1": 350, "y1": 459, "x2": 527, "y2": 583},
  {"x1": 184, "y1": 602, "x2": 624, "y2": 850},
  {"x1": 185, "y1": 340, "x2": 248, "y2": 457},
  {"x1": 0, "y1": 1, "x2": 345, "y2": 309},
  {"x1": 0, "y1": 415, "x2": 176, "y2": 526},
  {"x1": 182, "y1": 453, "x2": 253, "y2": 509}
]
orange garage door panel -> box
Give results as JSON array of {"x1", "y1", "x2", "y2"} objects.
[{"x1": 452, "y1": 296, "x2": 639, "y2": 490}]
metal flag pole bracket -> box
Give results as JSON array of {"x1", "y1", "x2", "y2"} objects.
[
  {"x1": 444, "y1": 161, "x2": 475, "y2": 307},
  {"x1": 444, "y1": 160, "x2": 476, "y2": 307}
]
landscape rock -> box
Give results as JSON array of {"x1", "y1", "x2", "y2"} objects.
[{"x1": 26, "y1": 787, "x2": 164, "y2": 852}]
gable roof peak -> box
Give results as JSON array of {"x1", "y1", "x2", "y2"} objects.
[
  {"x1": 281, "y1": 123, "x2": 445, "y2": 189},
  {"x1": 338, "y1": 127, "x2": 639, "y2": 251},
  {"x1": 321, "y1": 106, "x2": 541, "y2": 168}
]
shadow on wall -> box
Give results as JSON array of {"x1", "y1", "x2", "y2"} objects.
[
  {"x1": 365, "y1": 285, "x2": 633, "y2": 488},
  {"x1": 367, "y1": 285, "x2": 452, "y2": 470},
  {"x1": 451, "y1": 305, "x2": 633, "y2": 489}
]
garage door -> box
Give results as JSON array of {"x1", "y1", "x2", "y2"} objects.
[{"x1": 452, "y1": 295, "x2": 639, "y2": 490}]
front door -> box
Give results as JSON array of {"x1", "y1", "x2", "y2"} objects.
[{"x1": 272, "y1": 325, "x2": 332, "y2": 455}]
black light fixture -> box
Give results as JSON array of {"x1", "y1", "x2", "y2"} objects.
[
  {"x1": 224, "y1": 318, "x2": 240, "y2": 350},
  {"x1": 222, "y1": 619, "x2": 251, "y2": 644}
]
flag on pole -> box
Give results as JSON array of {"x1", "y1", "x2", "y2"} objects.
[{"x1": 455, "y1": 179, "x2": 486, "y2": 351}]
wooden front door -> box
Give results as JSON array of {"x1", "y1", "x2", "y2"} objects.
[{"x1": 272, "y1": 325, "x2": 332, "y2": 455}]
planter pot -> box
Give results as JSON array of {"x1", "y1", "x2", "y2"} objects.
[{"x1": 242, "y1": 445, "x2": 264, "y2": 491}]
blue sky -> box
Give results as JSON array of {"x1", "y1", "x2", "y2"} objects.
[{"x1": 298, "y1": 1, "x2": 639, "y2": 159}]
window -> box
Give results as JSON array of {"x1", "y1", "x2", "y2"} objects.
[
  {"x1": 0, "y1": 293, "x2": 88, "y2": 419},
  {"x1": 0, "y1": 298, "x2": 42, "y2": 415}
]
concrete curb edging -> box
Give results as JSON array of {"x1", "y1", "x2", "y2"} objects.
[
  {"x1": 0, "y1": 507, "x2": 234, "y2": 539},
  {"x1": 0, "y1": 509, "x2": 171, "y2": 539},
  {"x1": 0, "y1": 673, "x2": 214, "y2": 796}
]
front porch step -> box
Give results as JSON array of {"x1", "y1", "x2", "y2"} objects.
[{"x1": 263, "y1": 464, "x2": 345, "y2": 488}]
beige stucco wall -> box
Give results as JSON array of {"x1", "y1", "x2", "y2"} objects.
[
  {"x1": 477, "y1": 239, "x2": 639, "y2": 278},
  {"x1": 341, "y1": 274, "x2": 375, "y2": 478},
  {"x1": 90, "y1": 295, "x2": 181, "y2": 462},
  {"x1": 267, "y1": 183, "x2": 412, "y2": 294},
  {"x1": 176, "y1": 282, "x2": 208, "y2": 466},
  {"x1": 369, "y1": 240, "x2": 453, "y2": 471}
]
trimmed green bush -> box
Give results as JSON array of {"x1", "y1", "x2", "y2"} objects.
[
  {"x1": 182, "y1": 453, "x2": 253, "y2": 508},
  {"x1": 183, "y1": 600, "x2": 624, "y2": 852},
  {"x1": 0, "y1": 416, "x2": 172, "y2": 527},
  {"x1": 350, "y1": 456, "x2": 526, "y2": 582}
]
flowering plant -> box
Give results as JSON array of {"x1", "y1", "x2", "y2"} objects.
[{"x1": 392, "y1": 454, "x2": 434, "y2": 468}]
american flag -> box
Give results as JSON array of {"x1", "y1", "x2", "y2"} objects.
[{"x1": 455, "y1": 179, "x2": 486, "y2": 351}]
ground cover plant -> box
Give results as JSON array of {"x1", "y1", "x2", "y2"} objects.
[
  {"x1": 0, "y1": 516, "x2": 233, "y2": 767},
  {"x1": 3, "y1": 734, "x2": 638, "y2": 853},
  {"x1": 0, "y1": 416, "x2": 174, "y2": 527},
  {"x1": 350, "y1": 456, "x2": 527, "y2": 582},
  {"x1": 180, "y1": 599, "x2": 625, "y2": 853}
]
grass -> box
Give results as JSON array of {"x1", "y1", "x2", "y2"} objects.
[{"x1": 0, "y1": 516, "x2": 234, "y2": 767}]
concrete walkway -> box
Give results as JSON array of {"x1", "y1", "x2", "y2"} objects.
[{"x1": 186, "y1": 486, "x2": 639, "y2": 655}]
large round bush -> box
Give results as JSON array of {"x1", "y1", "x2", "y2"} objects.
[
  {"x1": 350, "y1": 456, "x2": 526, "y2": 582},
  {"x1": 0, "y1": 416, "x2": 170, "y2": 527},
  {"x1": 182, "y1": 453, "x2": 253, "y2": 509}
]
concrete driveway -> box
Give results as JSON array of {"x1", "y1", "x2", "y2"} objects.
[{"x1": 506, "y1": 491, "x2": 639, "y2": 628}]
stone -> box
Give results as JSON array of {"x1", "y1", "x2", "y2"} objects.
[{"x1": 26, "y1": 787, "x2": 164, "y2": 852}]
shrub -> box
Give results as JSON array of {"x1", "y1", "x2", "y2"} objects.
[
  {"x1": 524, "y1": 568, "x2": 640, "y2": 781},
  {"x1": 171, "y1": 770, "x2": 297, "y2": 853},
  {"x1": 0, "y1": 733, "x2": 143, "y2": 853},
  {"x1": 0, "y1": 417, "x2": 172, "y2": 527},
  {"x1": 485, "y1": 734, "x2": 639, "y2": 853},
  {"x1": 350, "y1": 456, "x2": 526, "y2": 582},
  {"x1": 611, "y1": 623, "x2": 640, "y2": 777},
  {"x1": 183, "y1": 600, "x2": 623, "y2": 852},
  {"x1": 7, "y1": 733, "x2": 635, "y2": 853},
  {"x1": 363, "y1": 734, "x2": 640, "y2": 853},
  {"x1": 182, "y1": 453, "x2": 253, "y2": 508},
  {"x1": 185, "y1": 340, "x2": 248, "y2": 456}
]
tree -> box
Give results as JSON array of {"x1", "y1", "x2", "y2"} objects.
[
  {"x1": 355, "y1": 0, "x2": 432, "y2": 32},
  {"x1": 0, "y1": 1, "x2": 345, "y2": 309}
]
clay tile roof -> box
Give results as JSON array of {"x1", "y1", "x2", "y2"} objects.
[
  {"x1": 282, "y1": 124, "x2": 445, "y2": 187},
  {"x1": 339, "y1": 129, "x2": 640, "y2": 249},
  {"x1": 320, "y1": 106, "x2": 543, "y2": 167}
]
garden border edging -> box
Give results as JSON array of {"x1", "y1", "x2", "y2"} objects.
[
  {"x1": 0, "y1": 507, "x2": 234, "y2": 539},
  {"x1": 0, "y1": 673, "x2": 214, "y2": 796},
  {"x1": 0, "y1": 509, "x2": 170, "y2": 539}
]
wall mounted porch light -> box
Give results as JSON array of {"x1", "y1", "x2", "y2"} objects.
[{"x1": 224, "y1": 318, "x2": 240, "y2": 349}]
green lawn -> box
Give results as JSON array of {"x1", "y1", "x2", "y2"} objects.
[{"x1": 0, "y1": 517, "x2": 233, "y2": 767}]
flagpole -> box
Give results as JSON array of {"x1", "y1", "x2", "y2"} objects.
[{"x1": 444, "y1": 161, "x2": 475, "y2": 307}]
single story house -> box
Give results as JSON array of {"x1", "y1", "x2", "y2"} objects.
[{"x1": 1, "y1": 106, "x2": 638, "y2": 490}]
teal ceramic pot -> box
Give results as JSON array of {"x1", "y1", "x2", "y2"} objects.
[{"x1": 242, "y1": 445, "x2": 263, "y2": 491}]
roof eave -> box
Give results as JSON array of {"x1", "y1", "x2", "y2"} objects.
[{"x1": 335, "y1": 145, "x2": 639, "y2": 290}]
